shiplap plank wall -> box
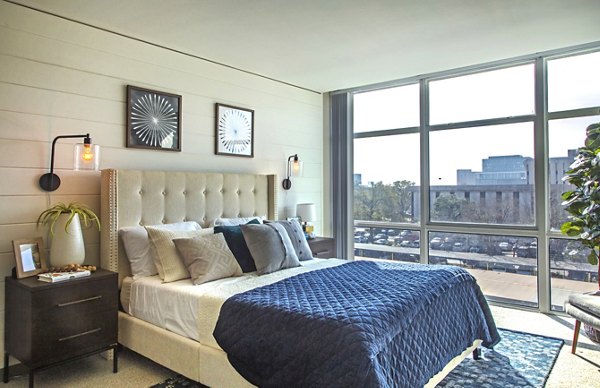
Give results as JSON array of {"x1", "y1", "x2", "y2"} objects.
[{"x1": 0, "y1": 1, "x2": 324, "y2": 358}]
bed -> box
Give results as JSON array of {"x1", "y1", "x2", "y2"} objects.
[{"x1": 100, "y1": 168, "x2": 499, "y2": 387}]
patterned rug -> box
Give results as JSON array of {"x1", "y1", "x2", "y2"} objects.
[
  {"x1": 438, "y1": 328, "x2": 563, "y2": 387},
  {"x1": 151, "y1": 328, "x2": 563, "y2": 388}
]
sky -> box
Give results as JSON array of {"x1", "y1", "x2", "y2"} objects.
[{"x1": 353, "y1": 51, "x2": 600, "y2": 186}]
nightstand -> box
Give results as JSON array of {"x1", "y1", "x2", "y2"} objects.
[
  {"x1": 308, "y1": 236, "x2": 337, "y2": 258},
  {"x1": 3, "y1": 269, "x2": 118, "y2": 387}
]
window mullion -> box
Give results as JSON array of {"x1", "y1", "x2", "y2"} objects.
[
  {"x1": 535, "y1": 57, "x2": 551, "y2": 313},
  {"x1": 419, "y1": 79, "x2": 430, "y2": 264}
]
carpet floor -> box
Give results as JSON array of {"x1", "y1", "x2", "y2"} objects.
[{"x1": 151, "y1": 328, "x2": 564, "y2": 388}]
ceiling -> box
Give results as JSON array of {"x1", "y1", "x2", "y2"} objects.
[{"x1": 10, "y1": 0, "x2": 600, "y2": 93}]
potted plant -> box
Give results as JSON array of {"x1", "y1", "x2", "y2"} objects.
[
  {"x1": 37, "y1": 202, "x2": 100, "y2": 267},
  {"x1": 561, "y1": 122, "x2": 600, "y2": 341}
]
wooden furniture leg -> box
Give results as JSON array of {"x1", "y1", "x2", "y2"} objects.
[{"x1": 572, "y1": 319, "x2": 581, "y2": 354}]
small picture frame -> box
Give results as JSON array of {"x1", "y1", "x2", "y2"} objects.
[
  {"x1": 215, "y1": 103, "x2": 254, "y2": 157},
  {"x1": 12, "y1": 238, "x2": 48, "y2": 279},
  {"x1": 126, "y1": 85, "x2": 182, "y2": 151}
]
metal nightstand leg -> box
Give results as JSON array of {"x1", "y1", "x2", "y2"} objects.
[
  {"x1": 113, "y1": 346, "x2": 118, "y2": 373},
  {"x1": 3, "y1": 352, "x2": 8, "y2": 383}
]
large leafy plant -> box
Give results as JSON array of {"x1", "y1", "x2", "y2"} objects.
[
  {"x1": 37, "y1": 202, "x2": 101, "y2": 235},
  {"x1": 561, "y1": 123, "x2": 600, "y2": 288}
]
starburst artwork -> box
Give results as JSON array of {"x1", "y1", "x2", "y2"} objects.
[
  {"x1": 215, "y1": 103, "x2": 254, "y2": 157},
  {"x1": 126, "y1": 86, "x2": 182, "y2": 151}
]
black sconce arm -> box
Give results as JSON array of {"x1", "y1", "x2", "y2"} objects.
[
  {"x1": 39, "y1": 133, "x2": 91, "y2": 192},
  {"x1": 282, "y1": 154, "x2": 298, "y2": 190}
]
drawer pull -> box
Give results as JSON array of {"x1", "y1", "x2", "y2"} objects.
[
  {"x1": 58, "y1": 328, "x2": 102, "y2": 342},
  {"x1": 57, "y1": 295, "x2": 102, "y2": 307}
]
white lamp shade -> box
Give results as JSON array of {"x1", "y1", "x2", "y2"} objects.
[
  {"x1": 289, "y1": 159, "x2": 304, "y2": 177},
  {"x1": 296, "y1": 203, "x2": 316, "y2": 223}
]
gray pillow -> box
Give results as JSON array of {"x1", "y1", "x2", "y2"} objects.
[
  {"x1": 240, "y1": 223, "x2": 301, "y2": 275},
  {"x1": 173, "y1": 233, "x2": 242, "y2": 285},
  {"x1": 265, "y1": 219, "x2": 313, "y2": 261}
]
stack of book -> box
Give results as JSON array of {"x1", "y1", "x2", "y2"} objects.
[{"x1": 38, "y1": 270, "x2": 91, "y2": 283}]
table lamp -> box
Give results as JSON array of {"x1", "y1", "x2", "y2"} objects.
[{"x1": 296, "y1": 203, "x2": 316, "y2": 239}]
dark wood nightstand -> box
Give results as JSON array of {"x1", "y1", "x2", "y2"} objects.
[
  {"x1": 308, "y1": 236, "x2": 337, "y2": 258},
  {"x1": 3, "y1": 269, "x2": 118, "y2": 387}
]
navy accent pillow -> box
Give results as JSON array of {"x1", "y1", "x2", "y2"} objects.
[{"x1": 214, "y1": 218, "x2": 260, "y2": 273}]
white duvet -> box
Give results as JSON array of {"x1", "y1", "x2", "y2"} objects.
[{"x1": 127, "y1": 258, "x2": 347, "y2": 350}]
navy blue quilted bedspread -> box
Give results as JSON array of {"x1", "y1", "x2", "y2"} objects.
[{"x1": 213, "y1": 261, "x2": 500, "y2": 388}]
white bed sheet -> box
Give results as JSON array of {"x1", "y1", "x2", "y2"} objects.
[{"x1": 125, "y1": 258, "x2": 347, "y2": 345}]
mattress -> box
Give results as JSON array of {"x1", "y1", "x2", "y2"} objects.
[{"x1": 122, "y1": 258, "x2": 347, "y2": 344}]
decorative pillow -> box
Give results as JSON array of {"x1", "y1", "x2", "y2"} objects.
[
  {"x1": 214, "y1": 218, "x2": 260, "y2": 273},
  {"x1": 213, "y1": 216, "x2": 265, "y2": 226},
  {"x1": 119, "y1": 221, "x2": 201, "y2": 279},
  {"x1": 145, "y1": 226, "x2": 213, "y2": 283},
  {"x1": 241, "y1": 223, "x2": 301, "y2": 275},
  {"x1": 265, "y1": 219, "x2": 313, "y2": 261},
  {"x1": 173, "y1": 233, "x2": 242, "y2": 285}
]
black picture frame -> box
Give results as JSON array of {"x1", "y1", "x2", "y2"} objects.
[
  {"x1": 12, "y1": 238, "x2": 48, "y2": 279},
  {"x1": 126, "y1": 85, "x2": 182, "y2": 151},
  {"x1": 215, "y1": 103, "x2": 254, "y2": 157}
]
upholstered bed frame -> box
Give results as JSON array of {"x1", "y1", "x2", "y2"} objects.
[
  {"x1": 100, "y1": 169, "x2": 276, "y2": 386},
  {"x1": 99, "y1": 168, "x2": 480, "y2": 387}
]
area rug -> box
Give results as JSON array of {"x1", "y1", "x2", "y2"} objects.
[
  {"x1": 438, "y1": 328, "x2": 563, "y2": 387},
  {"x1": 150, "y1": 328, "x2": 563, "y2": 388}
]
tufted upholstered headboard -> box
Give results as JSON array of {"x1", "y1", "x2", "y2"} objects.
[{"x1": 100, "y1": 169, "x2": 277, "y2": 286}]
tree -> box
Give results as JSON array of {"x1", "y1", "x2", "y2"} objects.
[
  {"x1": 391, "y1": 180, "x2": 415, "y2": 222},
  {"x1": 561, "y1": 122, "x2": 600, "y2": 288},
  {"x1": 432, "y1": 194, "x2": 468, "y2": 221},
  {"x1": 353, "y1": 180, "x2": 416, "y2": 222}
]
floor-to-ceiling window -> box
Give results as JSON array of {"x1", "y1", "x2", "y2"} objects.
[
  {"x1": 334, "y1": 45, "x2": 600, "y2": 312},
  {"x1": 546, "y1": 50, "x2": 600, "y2": 311}
]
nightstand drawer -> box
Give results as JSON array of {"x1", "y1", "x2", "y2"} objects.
[
  {"x1": 33, "y1": 276, "x2": 117, "y2": 320},
  {"x1": 31, "y1": 309, "x2": 117, "y2": 366}
]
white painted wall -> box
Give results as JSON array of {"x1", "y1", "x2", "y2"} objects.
[{"x1": 0, "y1": 1, "x2": 323, "y2": 359}]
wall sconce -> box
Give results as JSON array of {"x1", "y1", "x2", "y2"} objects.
[
  {"x1": 282, "y1": 154, "x2": 303, "y2": 190},
  {"x1": 39, "y1": 133, "x2": 100, "y2": 192}
]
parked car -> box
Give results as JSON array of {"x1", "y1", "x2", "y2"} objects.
[
  {"x1": 498, "y1": 242, "x2": 511, "y2": 251},
  {"x1": 469, "y1": 245, "x2": 483, "y2": 253},
  {"x1": 354, "y1": 236, "x2": 368, "y2": 244},
  {"x1": 373, "y1": 238, "x2": 389, "y2": 246},
  {"x1": 452, "y1": 242, "x2": 467, "y2": 252},
  {"x1": 430, "y1": 237, "x2": 442, "y2": 249}
]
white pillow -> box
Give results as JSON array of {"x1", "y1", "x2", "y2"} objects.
[
  {"x1": 213, "y1": 216, "x2": 265, "y2": 226},
  {"x1": 119, "y1": 221, "x2": 201, "y2": 279},
  {"x1": 145, "y1": 226, "x2": 213, "y2": 283}
]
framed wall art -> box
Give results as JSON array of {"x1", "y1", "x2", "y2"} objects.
[
  {"x1": 12, "y1": 237, "x2": 48, "y2": 279},
  {"x1": 215, "y1": 103, "x2": 254, "y2": 157},
  {"x1": 126, "y1": 85, "x2": 182, "y2": 151}
]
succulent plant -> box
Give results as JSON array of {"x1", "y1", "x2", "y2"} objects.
[{"x1": 37, "y1": 202, "x2": 101, "y2": 235}]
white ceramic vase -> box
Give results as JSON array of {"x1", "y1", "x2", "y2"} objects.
[{"x1": 50, "y1": 213, "x2": 85, "y2": 267}]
